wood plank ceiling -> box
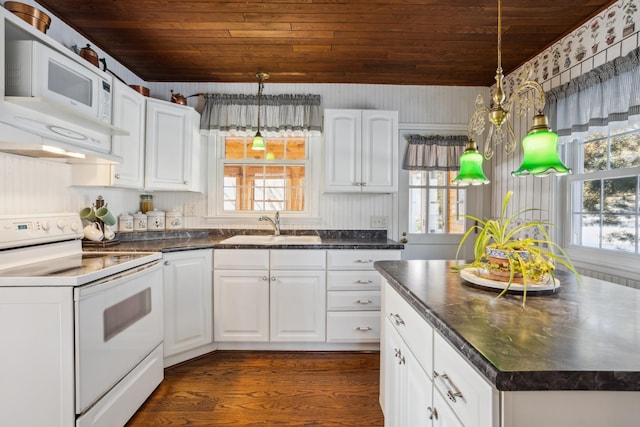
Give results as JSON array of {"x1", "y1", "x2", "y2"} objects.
[{"x1": 34, "y1": 0, "x2": 618, "y2": 86}]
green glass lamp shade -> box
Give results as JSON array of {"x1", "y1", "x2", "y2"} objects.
[
  {"x1": 453, "y1": 141, "x2": 490, "y2": 186},
  {"x1": 251, "y1": 132, "x2": 265, "y2": 150},
  {"x1": 512, "y1": 118, "x2": 571, "y2": 177}
]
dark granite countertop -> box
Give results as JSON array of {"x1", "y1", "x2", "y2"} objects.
[
  {"x1": 374, "y1": 259, "x2": 640, "y2": 392},
  {"x1": 82, "y1": 229, "x2": 404, "y2": 252}
]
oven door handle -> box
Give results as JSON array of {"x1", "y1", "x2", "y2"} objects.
[{"x1": 75, "y1": 260, "x2": 162, "y2": 299}]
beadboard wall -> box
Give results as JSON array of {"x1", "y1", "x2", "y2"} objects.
[{"x1": 0, "y1": 83, "x2": 484, "y2": 233}]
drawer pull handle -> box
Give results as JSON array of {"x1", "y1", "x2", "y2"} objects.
[
  {"x1": 427, "y1": 406, "x2": 438, "y2": 420},
  {"x1": 356, "y1": 279, "x2": 374, "y2": 284},
  {"x1": 398, "y1": 355, "x2": 405, "y2": 365},
  {"x1": 447, "y1": 389, "x2": 463, "y2": 403},
  {"x1": 356, "y1": 326, "x2": 372, "y2": 331},
  {"x1": 434, "y1": 371, "x2": 464, "y2": 403},
  {"x1": 394, "y1": 347, "x2": 401, "y2": 358},
  {"x1": 356, "y1": 259, "x2": 373, "y2": 263},
  {"x1": 356, "y1": 299, "x2": 372, "y2": 304},
  {"x1": 392, "y1": 313, "x2": 405, "y2": 325}
]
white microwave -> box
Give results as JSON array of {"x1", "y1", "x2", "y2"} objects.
[{"x1": 5, "y1": 40, "x2": 112, "y2": 124}]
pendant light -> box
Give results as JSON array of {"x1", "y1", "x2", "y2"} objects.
[
  {"x1": 511, "y1": 114, "x2": 571, "y2": 176},
  {"x1": 453, "y1": 138, "x2": 490, "y2": 186},
  {"x1": 252, "y1": 72, "x2": 269, "y2": 151},
  {"x1": 463, "y1": 0, "x2": 571, "y2": 178}
]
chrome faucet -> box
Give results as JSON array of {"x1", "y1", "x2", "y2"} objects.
[{"x1": 259, "y1": 211, "x2": 280, "y2": 236}]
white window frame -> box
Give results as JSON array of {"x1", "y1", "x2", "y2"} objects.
[
  {"x1": 205, "y1": 132, "x2": 321, "y2": 224},
  {"x1": 560, "y1": 129, "x2": 640, "y2": 280}
]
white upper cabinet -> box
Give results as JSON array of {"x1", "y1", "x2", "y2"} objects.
[
  {"x1": 110, "y1": 80, "x2": 146, "y2": 188},
  {"x1": 71, "y1": 81, "x2": 145, "y2": 188},
  {"x1": 324, "y1": 109, "x2": 398, "y2": 193},
  {"x1": 145, "y1": 98, "x2": 201, "y2": 192}
]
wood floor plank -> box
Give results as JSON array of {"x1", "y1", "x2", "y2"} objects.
[{"x1": 126, "y1": 351, "x2": 384, "y2": 427}]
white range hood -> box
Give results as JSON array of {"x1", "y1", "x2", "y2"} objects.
[{"x1": 0, "y1": 102, "x2": 123, "y2": 163}]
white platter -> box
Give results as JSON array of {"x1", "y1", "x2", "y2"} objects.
[{"x1": 459, "y1": 267, "x2": 560, "y2": 293}]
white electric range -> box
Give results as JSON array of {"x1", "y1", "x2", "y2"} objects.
[{"x1": 0, "y1": 213, "x2": 164, "y2": 427}]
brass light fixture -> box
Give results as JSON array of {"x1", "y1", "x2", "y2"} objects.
[
  {"x1": 461, "y1": 0, "x2": 571, "y2": 181},
  {"x1": 252, "y1": 71, "x2": 270, "y2": 151}
]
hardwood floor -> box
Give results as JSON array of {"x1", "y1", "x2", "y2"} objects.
[{"x1": 126, "y1": 351, "x2": 384, "y2": 426}]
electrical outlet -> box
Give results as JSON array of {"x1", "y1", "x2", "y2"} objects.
[
  {"x1": 184, "y1": 203, "x2": 196, "y2": 216},
  {"x1": 370, "y1": 215, "x2": 388, "y2": 228}
]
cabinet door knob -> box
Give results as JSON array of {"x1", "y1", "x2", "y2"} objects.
[
  {"x1": 271, "y1": 276, "x2": 276, "y2": 281},
  {"x1": 183, "y1": 180, "x2": 189, "y2": 185},
  {"x1": 114, "y1": 173, "x2": 121, "y2": 179},
  {"x1": 164, "y1": 261, "x2": 170, "y2": 266},
  {"x1": 262, "y1": 276, "x2": 268, "y2": 281},
  {"x1": 352, "y1": 182, "x2": 360, "y2": 186},
  {"x1": 361, "y1": 182, "x2": 367, "y2": 187}
]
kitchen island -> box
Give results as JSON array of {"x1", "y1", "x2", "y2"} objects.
[{"x1": 375, "y1": 259, "x2": 640, "y2": 427}]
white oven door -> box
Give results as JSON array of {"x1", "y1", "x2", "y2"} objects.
[{"x1": 74, "y1": 261, "x2": 163, "y2": 414}]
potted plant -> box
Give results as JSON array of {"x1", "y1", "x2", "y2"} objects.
[{"x1": 454, "y1": 191, "x2": 580, "y2": 305}]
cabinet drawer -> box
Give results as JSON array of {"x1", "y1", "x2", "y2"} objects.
[
  {"x1": 327, "y1": 250, "x2": 401, "y2": 270},
  {"x1": 327, "y1": 291, "x2": 380, "y2": 311},
  {"x1": 433, "y1": 332, "x2": 495, "y2": 427},
  {"x1": 270, "y1": 250, "x2": 326, "y2": 270},
  {"x1": 213, "y1": 249, "x2": 269, "y2": 270},
  {"x1": 327, "y1": 312, "x2": 380, "y2": 342},
  {"x1": 327, "y1": 271, "x2": 381, "y2": 291},
  {"x1": 384, "y1": 282, "x2": 433, "y2": 375}
]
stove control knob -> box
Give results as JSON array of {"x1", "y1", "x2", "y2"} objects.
[
  {"x1": 41, "y1": 221, "x2": 51, "y2": 231},
  {"x1": 57, "y1": 220, "x2": 67, "y2": 230},
  {"x1": 70, "y1": 221, "x2": 81, "y2": 232}
]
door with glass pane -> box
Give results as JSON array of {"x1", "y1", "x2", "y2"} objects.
[{"x1": 398, "y1": 127, "x2": 486, "y2": 260}]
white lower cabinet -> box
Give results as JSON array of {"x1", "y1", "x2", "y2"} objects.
[
  {"x1": 327, "y1": 250, "x2": 400, "y2": 343},
  {"x1": 382, "y1": 316, "x2": 433, "y2": 427},
  {"x1": 381, "y1": 280, "x2": 496, "y2": 427},
  {"x1": 433, "y1": 333, "x2": 495, "y2": 427},
  {"x1": 214, "y1": 249, "x2": 326, "y2": 343},
  {"x1": 163, "y1": 249, "x2": 213, "y2": 365}
]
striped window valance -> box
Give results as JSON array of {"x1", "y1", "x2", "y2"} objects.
[
  {"x1": 402, "y1": 134, "x2": 467, "y2": 171},
  {"x1": 199, "y1": 93, "x2": 322, "y2": 136},
  {"x1": 545, "y1": 46, "x2": 640, "y2": 144}
]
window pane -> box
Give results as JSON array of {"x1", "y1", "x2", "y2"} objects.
[
  {"x1": 602, "y1": 215, "x2": 635, "y2": 252},
  {"x1": 603, "y1": 177, "x2": 636, "y2": 213},
  {"x1": 448, "y1": 188, "x2": 466, "y2": 234},
  {"x1": 582, "y1": 180, "x2": 601, "y2": 213},
  {"x1": 409, "y1": 171, "x2": 426, "y2": 186},
  {"x1": 581, "y1": 214, "x2": 601, "y2": 248},
  {"x1": 428, "y1": 188, "x2": 445, "y2": 233},
  {"x1": 408, "y1": 187, "x2": 427, "y2": 234},
  {"x1": 287, "y1": 140, "x2": 306, "y2": 160},
  {"x1": 610, "y1": 132, "x2": 640, "y2": 169},
  {"x1": 225, "y1": 139, "x2": 246, "y2": 159},
  {"x1": 267, "y1": 139, "x2": 285, "y2": 160},
  {"x1": 582, "y1": 139, "x2": 608, "y2": 172}
]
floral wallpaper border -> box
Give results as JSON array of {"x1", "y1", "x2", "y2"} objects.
[{"x1": 504, "y1": 0, "x2": 639, "y2": 89}]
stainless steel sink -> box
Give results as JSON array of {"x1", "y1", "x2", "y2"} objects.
[{"x1": 220, "y1": 235, "x2": 322, "y2": 245}]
